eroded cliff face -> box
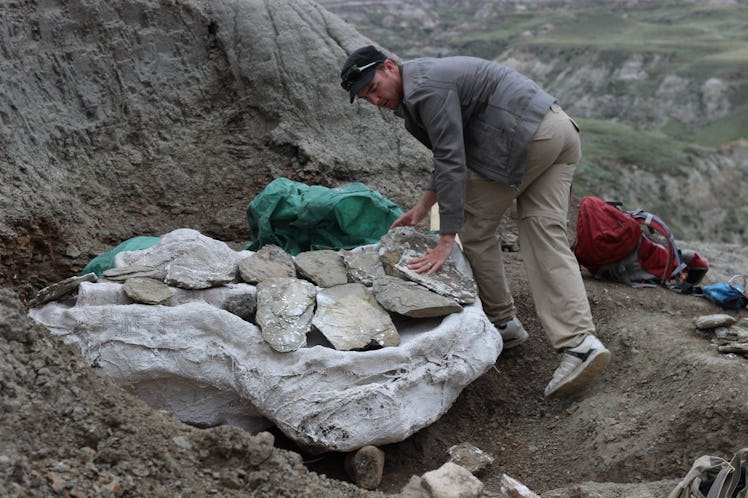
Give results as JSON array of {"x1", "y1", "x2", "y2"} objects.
[
  {"x1": 499, "y1": 48, "x2": 732, "y2": 129},
  {"x1": 0, "y1": 0, "x2": 430, "y2": 293}
]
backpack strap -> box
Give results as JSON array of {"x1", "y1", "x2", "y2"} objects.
[
  {"x1": 706, "y1": 462, "x2": 734, "y2": 498},
  {"x1": 725, "y1": 447, "x2": 748, "y2": 498},
  {"x1": 706, "y1": 448, "x2": 748, "y2": 498},
  {"x1": 627, "y1": 209, "x2": 688, "y2": 287}
]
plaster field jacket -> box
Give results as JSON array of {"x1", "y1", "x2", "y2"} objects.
[{"x1": 395, "y1": 56, "x2": 555, "y2": 234}]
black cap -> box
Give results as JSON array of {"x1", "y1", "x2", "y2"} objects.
[{"x1": 340, "y1": 45, "x2": 387, "y2": 103}]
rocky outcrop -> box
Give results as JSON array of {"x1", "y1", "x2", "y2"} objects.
[{"x1": 500, "y1": 47, "x2": 734, "y2": 130}]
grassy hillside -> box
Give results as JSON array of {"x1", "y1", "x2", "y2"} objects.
[
  {"x1": 576, "y1": 118, "x2": 708, "y2": 178},
  {"x1": 354, "y1": 2, "x2": 748, "y2": 147}
]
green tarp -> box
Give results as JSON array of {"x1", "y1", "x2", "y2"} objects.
[{"x1": 246, "y1": 178, "x2": 403, "y2": 255}]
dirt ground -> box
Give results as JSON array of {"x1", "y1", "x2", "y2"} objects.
[
  {"x1": 299, "y1": 246, "x2": 748, "y2": 496},
  {"x1": 3, "y1": 219, "x2": 747, "y2": 497}
]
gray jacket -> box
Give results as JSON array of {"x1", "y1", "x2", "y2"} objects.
[{"x1": 395, "y1": 56, "x2": 555, "y2": 233}]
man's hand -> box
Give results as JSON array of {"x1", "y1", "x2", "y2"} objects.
[
  {"x1": 390, "y1": 207, "x2": 426, "y2": 229},
  {"x1": 407, "y1": 233, "x2": 456, "y2": 275},
  {"x1": 390, "y1": 190, "x2": 437, "y2": 230}
]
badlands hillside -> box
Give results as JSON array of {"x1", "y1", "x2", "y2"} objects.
[{"x1": 1, "y1": 1, "x2": 747, "y2": 497}]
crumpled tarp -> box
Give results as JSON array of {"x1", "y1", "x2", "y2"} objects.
[{"x1": 246, "y1": 178, "x2": 403, "y2": 255}]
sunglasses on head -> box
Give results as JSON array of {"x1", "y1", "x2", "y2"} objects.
[{"x1": 340, "y1": 60, "x2": 383, "y2": 91}]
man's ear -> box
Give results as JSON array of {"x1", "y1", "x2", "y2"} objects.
[{"x1": 383, "y1": 58, "x2": 399, "y2": 75}]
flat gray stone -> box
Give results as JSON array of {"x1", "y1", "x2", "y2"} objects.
[
  {"x1": 693, "y1": 314, "x2": 737, "y2": 329},
  {"x1": 238, "y1": 244, "x2": 295, "y2": 284},
  {"x1": 102, "y1": 265, "x2": 166, "y2": 282},
  {"x1": 374, "y1": 275, "x2": 463, "y2": 318},
  {"x1": 421, "y1": 462, "x2": 484, "y2": 498},
  {"x1": 379, "y1": 227, "x2": 477, "y2": 304},
  {"x1": 294, "y1": 249, "x2": 348, "y2": 288},
  {"x1": 313, "y1": 283, "x2": 399, "y2": 350},
  {"x1": 123, "y1": 277, "x2": 174, "y2": 305},
  {"x1": 29, "y1": 273, "x2": 97, "y2": 307},
  {"x1": 394, "y1": 248, "x2": 477, "y2": 304},
  {"x1": 448, "y1": 442, "x2": 495, "y2": 474},
  {"x1": 164, "y1": 264, "x2": 235, "y2": 290},
  {"x1": 256, "y1": 277, "x2": 316, "y2": 352},
  {"x1": 341, "y1": 244, "x2": 386, "y2": 287},
  {"x1": 714, "y1": 325, "x2": 748, "y2": 343}
]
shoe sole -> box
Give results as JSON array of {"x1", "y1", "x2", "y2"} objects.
[
  {"x1": 544, "y1": 348, "x2": 611, "y2": 399},
  {"x1": 501, "y1": 332, "x2": 529, "y2": 350}
]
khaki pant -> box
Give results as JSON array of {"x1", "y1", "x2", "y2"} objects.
[{"x1": 461, "y1": 104, "x2": 595, "y2": 350}]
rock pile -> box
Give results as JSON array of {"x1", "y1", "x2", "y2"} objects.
[
  {"x1": 693, "y1": 313, "x2": 748, "y2": 355},
  {"x1": 29, "y1": 227, "x2": 502, "y2": 454}
]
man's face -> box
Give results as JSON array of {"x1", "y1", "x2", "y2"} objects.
[{"x1": 357, "y1": 60, "x2": 403, "y2": 110}]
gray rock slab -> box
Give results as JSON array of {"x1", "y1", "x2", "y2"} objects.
[
  {"x1": 693, "y1": 314, "x2": 737, "y2": 329},
  {"x1": 379, "y1": 227, "x2": 438, "y2": 269},
  {"x1": 164, "y1": 264, "x2": 236, "y2": 290},
  {"x1": 29, "y1": 273, "x2": 97, "y2": 307},
  {"x1": 238, "y1": 244, "x2": 296, "y2": 284},
  {"x1": 374, "y1": 275, "x2": 463, "y2": 318},
  {"x1": 340, "y1": 244, "x2": 386, "y2": 287},
  {"x1": 77, "y1": 280, "x2": 257, "y2": 321},
  {"x1": 313, "y1": 283, "x2": 399, "y2": 350},
  {"x1": 294, "y1": 249, "x2": 348, "y2": 288},
  {"x1": 420, "y1": 462, "x2": 484, "y2": 498},
  {"x1": 102, "y1": 266, "x2": 167, "y2": 282},
  {"x1": 378, "y1": 227, "x2": 477, "y2": 304},
  {"x1": 714, "y1": 325, "x2": 748, "y2": 343},
  {"x1": 256, "y1": 277, "x2": 316, "y2": 352},
  {"x1": 123, "y1": 277, "x2": 174, "y2": 305},
  {"x1": 394, "y1": 248, "x2": 477, "y2": 304},
  {"x1": 448, "y1": 442, "x2": 495, "y2": 474},
  {"x1": 115, "y1": 228, "x2": 249, "y2": 289}
]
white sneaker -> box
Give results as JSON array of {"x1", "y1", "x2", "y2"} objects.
[
  {"x1": 496, "y1": 317, "x2": 529, "y2": 350},
  {"x1": 544, "y1": 335, "x2": 610, "y2": 398}
]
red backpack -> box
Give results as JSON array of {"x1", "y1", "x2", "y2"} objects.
[{"x1": 573, "y1": 196, "x2": 708, "y2": 290}]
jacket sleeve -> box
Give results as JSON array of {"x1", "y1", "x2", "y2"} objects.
[{"x1": 413, "y1": 87, "x2": 467, "y2": 234}]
